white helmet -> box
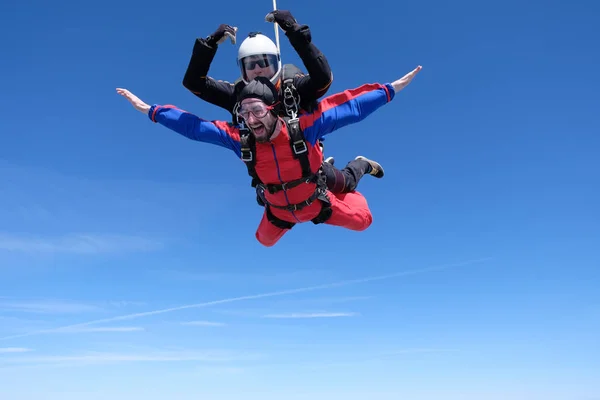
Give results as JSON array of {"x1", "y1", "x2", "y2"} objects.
[{"x1": 237, "y1": 32, "x2": 281, "y2": 84}]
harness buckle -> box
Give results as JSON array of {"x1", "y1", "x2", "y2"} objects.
[
  {"x1": 241, "y1": 148, "x2": 253, "y2": 162},
  {"x1": 292, "y1": 140, "x2": 307, "y2": 155},
  {"x1": 283, "y1": 85, "x2": 300, "y2": 119},
  {"x1": 268, "y1": 181, "x2": 287, "y2": 194}
]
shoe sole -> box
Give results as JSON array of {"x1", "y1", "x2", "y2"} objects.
[{"x1": 356, "y1": 156, "x2": 384, "y2": 178}]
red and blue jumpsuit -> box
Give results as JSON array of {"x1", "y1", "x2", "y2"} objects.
[{"x1": 148, "y1": 82, "x2": 396, "y2": 246}]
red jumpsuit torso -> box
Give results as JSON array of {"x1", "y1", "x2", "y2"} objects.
[{"x1": 252, "y1": 123, "x2": 325, "y2": 223}]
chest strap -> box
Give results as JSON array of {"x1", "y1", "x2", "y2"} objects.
[
  {"x1": 263, "y1": 172, "x2": 319, "y2": 194},
  {"x1": 257, "y1": 177, "x2": 326, "y2": 212}
]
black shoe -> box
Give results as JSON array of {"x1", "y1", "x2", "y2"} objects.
[
  {"x1": 355, "y1": 156, "x2": 384, "y2": 178},
  {"x1": 325, "y1": 156, "x2": 335, "y2": 165}
]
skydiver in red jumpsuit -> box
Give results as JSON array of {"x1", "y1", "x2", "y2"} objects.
[
  {"x1": 117, "y1": 65, "x2": 421, "y2": 246},
  {"x1": 181, "y1": 10, "x2": 351, "y2": 184}
]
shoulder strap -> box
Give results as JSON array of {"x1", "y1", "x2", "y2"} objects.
[
  {"x1": 284, "y1": 117, "x2": 312, "y2": 178},
  {"x1": 282, "y1": 63, "x2": 303, "y2": 80},
  {"x1": 280, "y1": 63, "x2": 319, "y2": 115},
  {"x1": 239, "y1": 127, "x2": 260, "y2": 187}
]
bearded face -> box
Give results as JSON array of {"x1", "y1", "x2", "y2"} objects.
[{"x1": 238, "y1": 98, "x2": 278, "y2": 143}]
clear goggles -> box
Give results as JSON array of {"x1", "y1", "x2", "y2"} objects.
[{"x1": 237, "y1": 101, "x2": 278, "y2": 121}]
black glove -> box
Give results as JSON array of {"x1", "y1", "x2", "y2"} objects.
[
  {"x1": 265, "y1": 10, "x2": 299, "y2": 32},
  {"x1": 205, "y1": 24, "x2": 237, "y2": 46}
]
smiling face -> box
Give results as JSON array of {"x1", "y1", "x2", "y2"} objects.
[{"x1": 238, "y1": 98, "x2": 278, "y2": 143}]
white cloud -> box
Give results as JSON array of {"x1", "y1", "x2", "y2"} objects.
[
  {"x1": 305, "y1": 296, "x2": 373, "y2": 304},
  {"x1": 287, "y1": 348, "x2": 461, "y2": 370},
  {"x1": 0, "y1": 300, "x2": 102, "y2": 314},
  {"x1": 261, "y1": 312, "x2": 359, "y2": 319},
  {"x1": 0, "y1": 349, "x2": 262, "y2": 367},
  {"x1": 181, "y1": 321, "x2": 226, "y2": 327},
  {"x1": 153, "y1": 268, "x2": 335, "y2": 285},
  {"x1": 52, "y1": 327, "x2": 144, "y2": 333},
  {"x1": 0, "y1": 233, "x2": 163, "y2": 254},
  {"x1": 0, "y1": 347, "x2": 32, "y2": 353},
  {"x1": 0, "y1": 257, "x2": 492, "y2": 341},
  {"x1": 107, "y1": 301, "x2": 147, "y2": 308},
  {"x1": 0, "y1": 299, "x2": 146, "y2": 315}
]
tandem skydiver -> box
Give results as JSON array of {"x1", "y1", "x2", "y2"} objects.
[
  {"x1": 116, "y1": 65, "x2": 422, "y2": 247},
  {"x1": 181, "y1": 9, "x2": 387, "y2": 198}
]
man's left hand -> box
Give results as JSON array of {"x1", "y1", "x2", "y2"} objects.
[{"x1": 392, "y1": 66, "x2": 422, "y2": 93}]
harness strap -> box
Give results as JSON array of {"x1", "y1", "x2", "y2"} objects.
[
  {"x1": 239, "y1": 127, "x2": 260, "y2": 188},
  {"x1": 285, "y1": 117, "x2": 312, "y2": 179},
  {"x1": 264, "y1": 171, "x2": 319, "y2": 194},
  {"x1": 264, "y1": 185, "x2": 333, "y2": 228},
  {"x1": 310, "y1": 189, "x2": 333, "y2": 225},
  {"x1": 262, "y1": 186, "x2": 322, "y2": 212},
  {"x1": 281, "y1": 64, "x2": 299, "y2": 118},
  {"x1": 240, "y1": 117, "x2": 312, "y2": 189},
  {"x1": 266, "y1": 206, "x2": 295, "y2": 230},
  {"x1": 238, "y1": 94, "x2": 331, "y2": 228},
  {"x1": 258, "y1": 169, "x2": 332, "y2": 224}
]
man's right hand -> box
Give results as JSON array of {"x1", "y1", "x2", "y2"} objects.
[
  {"x1": 206, "y1": 24, "x2": 237, "y2": 46},
  {"x1": 116, "y1": 88, "x2": 150, "y2": 114}
]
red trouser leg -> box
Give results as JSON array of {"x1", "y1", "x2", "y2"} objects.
[
  {"x1": 324, "y1": 191, "x2": 373, "y2": 231},
  {"x1": 255, "y1": 210, "x2": 291, "y2": 247}
]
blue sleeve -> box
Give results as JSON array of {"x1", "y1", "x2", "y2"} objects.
[
  {"x1": 299, "y1": 83, "x2": 396, "y2": 146},
  {"x1": 148, "y1": 104, "x2": 241, "y2": 157}
]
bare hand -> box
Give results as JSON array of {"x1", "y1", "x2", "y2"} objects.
[
  {"x1": 116, "y1": 88, "x2": 150, "y2": 114},
  {"x1": 392, "y1": 66, "x2": 422, "y2": 92}
]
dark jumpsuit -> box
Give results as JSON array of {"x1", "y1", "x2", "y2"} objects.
[{"x1": 181, "y1": 23, "x2": 372, "y2": 193}]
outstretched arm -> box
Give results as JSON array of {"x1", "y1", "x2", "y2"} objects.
[
  {"x1": 299, "y1": 66, "x2": 422, "y2": 145},
  {"x1": 181, "y1": 24, "x2": 239, "y2": 114},
  {"x1": 266, "y1": 10, "x2": 333, "y2": 101},
  {"x1": 116, "y1": 88, "x2": 241, "y2": 157}
]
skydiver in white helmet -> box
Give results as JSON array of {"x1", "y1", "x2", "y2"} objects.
[
  {"x1": 182, "y1": 10, "x2": 332, "y2": 122},
  {"x1": 181, "y1": 10, "x2": 386, "y2": 194}
]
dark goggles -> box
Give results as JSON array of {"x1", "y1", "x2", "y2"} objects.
[
  {"x1": 243, "y1": 58, "x2": 268, "y2": 70},
  {"x1": 241, "y1": 54, "x2": 278, "y2": 70}
]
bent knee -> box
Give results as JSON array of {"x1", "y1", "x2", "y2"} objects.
[
  {"x1": 345, "y1": 210, "x2": 373, "y2": 231},
  {"x1": 357, "y1": 211, "x2": 373, "y2": 231}
]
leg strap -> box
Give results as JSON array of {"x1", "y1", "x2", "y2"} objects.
[{"x1": 266, "y1": 207, "x2": 295, "y2": 230}]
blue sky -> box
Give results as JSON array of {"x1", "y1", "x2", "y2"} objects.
[{"x1": 1, "y1": 0, "x2": 599, "y2": 398}]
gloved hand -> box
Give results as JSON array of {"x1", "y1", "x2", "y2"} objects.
[
  {"x1": 206, "y1": 24, "x2": 237, "y2": 46},
  {"x1": 265, "y1": 10, "x2": 298, "y2": 32}
]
